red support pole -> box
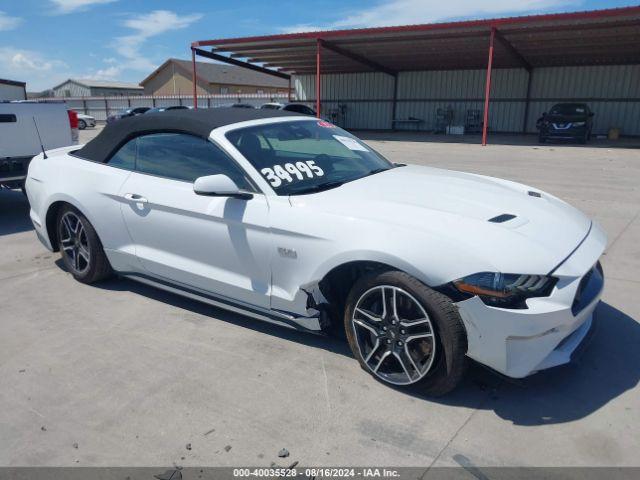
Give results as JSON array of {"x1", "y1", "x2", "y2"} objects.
[
  {"x1": 481, "y1": 27, "x2": 496, "y2": 146},
  {"x1": 191, "y1": 48, "x2": 198, "y2": 110},
  {"x1": 315, "y1": 38, "x2": 321, "y2": 118}
]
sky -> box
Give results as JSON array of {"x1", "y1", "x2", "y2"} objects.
[{"x1": 0, "y1": 0, "x2": 636, "y2": 91}]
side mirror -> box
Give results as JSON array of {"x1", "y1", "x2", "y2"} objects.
[{"x1": 194, "y1": 174, "x2": 253, "y2": 199}]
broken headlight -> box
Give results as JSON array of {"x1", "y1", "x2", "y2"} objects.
[{"x1": 451, "y1": 272, "x2": 557, "y2": 309}]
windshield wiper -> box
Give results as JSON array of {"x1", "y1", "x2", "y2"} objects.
[
  {"x1": 290, "y1": 167, "x2": 394, "y2": 195},
  {"x1": 298, "y1": 180, "x2": 346, "y2": 193},
  {"x1": 291, "y1": 180, "x2": 346, "y2": 195}
]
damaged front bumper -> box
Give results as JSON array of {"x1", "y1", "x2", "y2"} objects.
[{"x1": 456, "y1": 223, "x2": 606, "y2": 378}]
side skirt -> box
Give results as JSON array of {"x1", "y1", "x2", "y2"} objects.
[{"x1": 121, "y1": 272, "x2": 323, "y2": 333}]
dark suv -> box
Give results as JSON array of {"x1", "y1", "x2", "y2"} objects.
[
  {"x1": 537, "y1": 103, "x2": 594, "y2": 144},
  {"x1": 106, "y1": 106, "x2": 150, "y2": 124}
]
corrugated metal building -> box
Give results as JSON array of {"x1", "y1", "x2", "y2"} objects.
[
  {"x1": 0, "y1": 78, "x2": 27, "y2": 101},
  {"x1": 294, "y1": 65, "x2": 640, "y2": 134},
  {"x1": 191, "y1": 6, "x2": 640, "y2": 142},
  {"x1": 51, "y1": 79, "x2": 144, "y2": 97}
]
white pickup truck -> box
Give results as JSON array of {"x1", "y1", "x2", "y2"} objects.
[{"x1": 0, "y1": 102, "x2": 76, "y2": 190}]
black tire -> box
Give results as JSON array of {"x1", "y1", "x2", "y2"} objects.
[
  {"x1": 538, "y1": 133, "x2": 546, "y2": 143},
  {"x1": 78, "y1": 119, "x2": 86, "y2": 130},
  {"x1": 56, "y1": 204, "x2": 112, "y2": 284},
  {"x1": 344, "y1": 270, "x2": 467, "y2": 396},
  {"x1": 577, "y1": 133, "x2": 587, "y2": 144}
]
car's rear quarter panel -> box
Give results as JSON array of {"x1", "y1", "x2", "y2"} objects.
[{"x1": 27, "y1": 150, "x2": 137, "y2": 270}]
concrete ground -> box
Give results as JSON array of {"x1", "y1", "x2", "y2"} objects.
[{"x1": 1, "y1": 126, "x2": 638, "y2": 468}]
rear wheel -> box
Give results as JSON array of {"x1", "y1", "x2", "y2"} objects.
[
  {"x1": 344, "y1": 270, "x2": 467, "y2": 396},
  {"x1": 57, "y1": 205, "x2": 112, "y2": 284}
]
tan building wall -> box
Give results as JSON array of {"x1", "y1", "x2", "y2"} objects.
[
  {"x1": 143, "y1": 68, "x2": 288, "y2": 96},
  {"x1": 209, "y1": 83, "x2": 288, "y2": 95},
  {"x1": 142, "y1": 66, "x2": 209, "y2": 96}
]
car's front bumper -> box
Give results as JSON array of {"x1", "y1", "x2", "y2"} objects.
[
  {"x1": 456, "y1": 222, "x2": 606, "y2": 378},
  {"x1": 540, "y1": 125, "x2": 588, "y2": 139}
]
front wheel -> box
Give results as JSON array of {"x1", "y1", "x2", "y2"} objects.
[
  {"x1": 57, "y1": 205, "x2": 113, "y2": 283},
  {"x1": 344, "y1": 271, "x2": 467, "y2": 396},
  {"x1": 78, "y1": 119, "x2": 86, "y2": 130}
]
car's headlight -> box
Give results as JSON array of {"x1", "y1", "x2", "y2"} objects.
[
  {"x1": 572, "y1": 121, "x2": 586, "y2": 127},
  {"x1": 451, "y1": 272, "x2": 557, "y2": 309}
]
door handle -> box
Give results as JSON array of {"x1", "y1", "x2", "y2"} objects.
[{"x1": 123, "y1": 193, "x2": 148, "y2": 204}]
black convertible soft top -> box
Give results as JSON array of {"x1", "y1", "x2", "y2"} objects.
[{"x1": 75, "y1": 108, "x2": 301, "y2": 163}]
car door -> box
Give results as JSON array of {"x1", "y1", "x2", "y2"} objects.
[{"x1": 118, "y1": 132, "x2": 273, "y2": 308}]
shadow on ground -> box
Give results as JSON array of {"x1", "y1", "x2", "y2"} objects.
[
  {"x1": 81, "y1": 267, "x2": 639, "y2": 427},
  {"x1": 355, "y1": 131, "x2": 640, "y2": 149},
  {"x1": 414, "y1": 301, "x2": 639, "y2": 426},
  {"x1": 0, "y1": 189, "x2": 33, "y2": 236},
  {"x1": 88, "y1": 272, "x2": 354, "y2": 358}
]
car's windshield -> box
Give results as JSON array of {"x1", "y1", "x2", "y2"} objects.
[
  {"x1": 549, "y1": 103, "x2": 588, "y2": 115},
  {"x1": 226, "y1": 120, "x2": 394, "y2": 195}
]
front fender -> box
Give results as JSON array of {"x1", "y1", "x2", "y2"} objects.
[
  {"x1": 309, "y1": 249, "x2": 432, "y2": 290},
  {"x1": 271, "y1": 237, "x2": 493, "y2": 318}
]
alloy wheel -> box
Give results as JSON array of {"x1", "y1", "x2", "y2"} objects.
[
  {"x1": 60, "y1": 212, "x2": 90, "y2": 274},
  {"x1": 351, "y1": 285, "x2": 436, "y2": 385}
]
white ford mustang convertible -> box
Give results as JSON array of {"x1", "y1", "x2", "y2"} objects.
[{"x1": 26, "y1": 109, "x2": 606, "y2": 395}]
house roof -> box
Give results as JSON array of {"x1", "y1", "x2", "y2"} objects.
[
  {"x1": 192, "y1": 5, "x2": 640, "y2": 74},
  {"x1": 140, "y1": 58, "x2": 289, "y2": 89},
  {"x1": 53, "y1": 79, "x2": 143, "y2": 90},
  {"x1": 0, "y1": 78, "x2": 26, "y2": 87}
]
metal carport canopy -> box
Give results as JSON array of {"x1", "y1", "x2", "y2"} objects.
[{"x1": 190, "y1": 6, "x2": 640, "y2": 144}]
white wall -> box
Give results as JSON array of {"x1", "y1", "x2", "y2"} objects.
[
  {"x1": 0, "y1": 83, "x2": 26, "y2": 101},
  {"x1": 52, "y1": 81, "x2": 90, "y2": 98}
]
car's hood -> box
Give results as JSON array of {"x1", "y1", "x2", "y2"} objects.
[{"x1": 290, "y1": 165, "x2": 591, "y2": 273}]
